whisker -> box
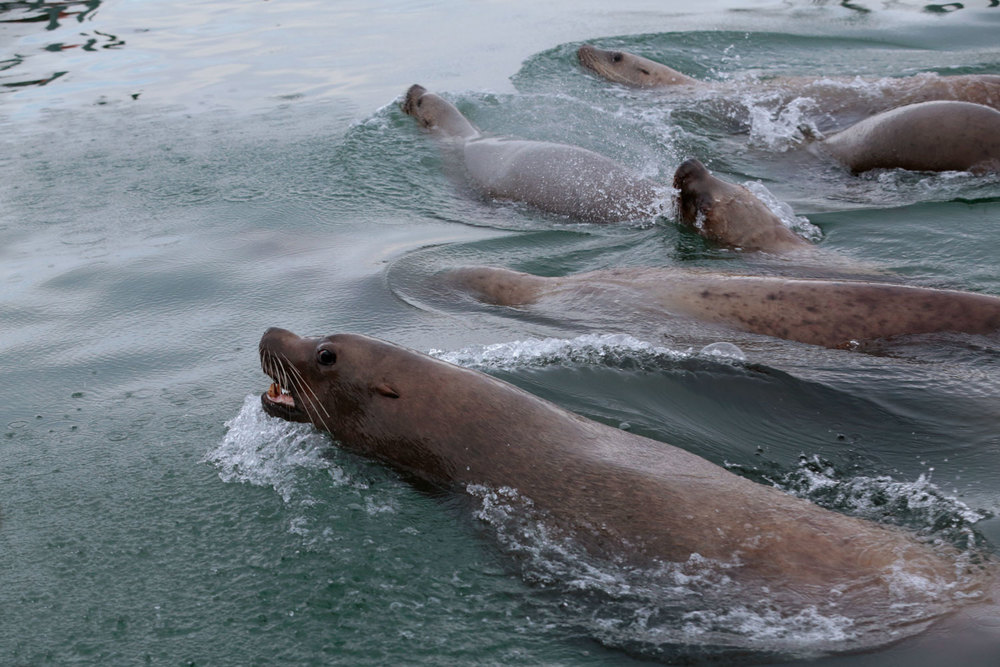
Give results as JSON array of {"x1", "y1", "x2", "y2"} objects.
[
  {"x1": 259, "y1": 348, "x2": 335, "y2": 434},
  {"x1": 283, "y1": 369, "x2": 334, "y2": 433},
  {"x1": 275, "y1": 354, "x2": 335, "y2": 433},
  {"x1": 282, "y1": 356, "x2": 331, "y2": 419}
]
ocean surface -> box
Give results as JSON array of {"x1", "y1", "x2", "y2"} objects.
[{"x1": 2, "y1": 0, "x2": 1000, "y2": 664}]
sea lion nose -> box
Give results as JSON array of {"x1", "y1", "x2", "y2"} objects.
[
  {"x1": 260, "y1": 327, "x2": 298, "y2": 349},
  {"x1": 577, "y1": 44, "x2": 599, "y2": 68},
  {"x1": 262, "y1": 326, "x2": 293, "y2": 337}
]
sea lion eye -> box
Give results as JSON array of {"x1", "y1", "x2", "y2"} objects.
[
  {"x1": 317, "y1": 349, "x2": 337, "y2": 365},
  {"x1": 639, "y1": 68, "x2": 650, "y2": 75},
  {"x1": 612, "y1": 52, "x2": 623, "y2": 63}
]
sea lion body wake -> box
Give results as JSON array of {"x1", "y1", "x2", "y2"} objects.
[{"x1": 257, "y1": 327, "x2": 992, "y2": 654}]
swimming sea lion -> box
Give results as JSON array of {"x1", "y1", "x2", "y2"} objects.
[
  {"x1": 817, "y1": 101, "x2": 1000, "y2": 174},
  {"x1": 578, "y1": 44, "x2": 701, "y2": 89},
  {"x1": 446, "y1": 265, "x2": 1000, "y2": 349},
  {"x1": 401, "y1": 84, "x2": 666, "y2": 222},
  {"x1": 673, "y1": 158, "x2": 814, "y2": 252},
  {"x1": 258, "y1": 327, "x2": 989, "y2": 650},
  {"x1": 577, "y1": 44, "x2": 1000, "y2": 113}
]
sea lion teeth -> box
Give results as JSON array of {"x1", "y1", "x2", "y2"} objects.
[{"x1": 268, "y1": 383, "x2": 281, "y2": 398}]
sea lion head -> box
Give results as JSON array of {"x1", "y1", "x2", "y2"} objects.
[
  {"x1": 259, "y1": 328, "x2": 408, "y2": 430},
  {"x1": 258, "y1": 328, "x2": 487, "y2": 483},
  {"x1": 672, "y1": 158, "x2": 721, "y2": 227},
  {"x1": 672, "y1": 158, "x2": 805, "y2": 253},
  {"x1": 577, "y1": 44, "x2": 696, "y2": 88},
  {"x1": 401, "y1": 84, "x2": 478, "y2": 139}
]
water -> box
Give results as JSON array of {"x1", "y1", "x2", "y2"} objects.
[{"x1": 2, "y1": 0, "x2": 1000, "y2": 664}]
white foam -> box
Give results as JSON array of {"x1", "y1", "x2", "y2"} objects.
[
  {"x1": 429, "y1": 333, "x2": 690, "y2": 370},
  {"x1": 680, "y1": 604, "x2": 855, "y2": 645},
  {"x1": 770, "y1": 454, "x2": 987, "y2": 530},
  {"x1": 205, "y1": 394, "x2": 335, "y2": 503},
  {"x1": 698, "y1": 341, "x2": 747, "y2": 362},
  {"x1": 466, "y1": 481, "x2": 860, "y2": 656},
  {"x1": 745, "y1": 95, "x2": 820, "y2": 152},
  {"x1": 743, "y1": 180, "x2": 823, "y2": 242}
]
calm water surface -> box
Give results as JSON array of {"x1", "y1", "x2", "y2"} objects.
[{"x1": 2, "y1": 1, "x2": 1000, "y2": 664}]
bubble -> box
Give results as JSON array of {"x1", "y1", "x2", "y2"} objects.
[{"x1": 698, "y1": 342, "x2": 747, "y2": 362}]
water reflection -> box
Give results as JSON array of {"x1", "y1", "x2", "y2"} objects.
[
  {"x1": 0, "y1": 1, "x2": 112, "y2": 91},
  {"x1": 815, "y1": 0, "x2": 998, "y2": 11},
  {"x1": 0, "y1": 0, "x2": 100, "y2": 30}
]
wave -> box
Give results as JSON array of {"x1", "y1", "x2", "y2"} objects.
[{"x1": 430, "y1": 332, "x2": 747, "y2": 370}]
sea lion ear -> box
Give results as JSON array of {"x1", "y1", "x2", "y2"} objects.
[{"x1": 374, "y1": 383, "x2": 400, "y2": 399}]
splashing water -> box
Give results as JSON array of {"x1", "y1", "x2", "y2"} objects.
[
  {"x1": 743, "y1": 180, "x2": 824, "y2": 242},
  {"x1": 205, "y1": 394, "x2": 334, "y2": 504},
  {"x1": 430, "y1": 332, "x2": 692, "y2": 370},
  {"x1": 763, "y1": 454, "x2": 989, "y2": 545},
  {"x1": 466, "y1": 483, "x2": 864, "y2": 659},
  {"x1": 746, "y1": 95, "x2": 820, "y2": 151}
]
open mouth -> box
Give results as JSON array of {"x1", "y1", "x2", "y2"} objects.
[{"x1": 260, "y1": 380, "x2": 308, "y2": 422}]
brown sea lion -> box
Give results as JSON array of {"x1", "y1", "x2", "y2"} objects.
[
  {"x1": 673, "y1": 158, "x2": 814, "y2": 252},
  {"x1": 401, "y1": 84, "x2": 666, "y2": 222},
  {"x1": 257, "y1": 327, "x2": 991, "y2": 652},
  {"x1": 817, "y1": 101, "x2": 1000, "y2": 174},
  {"x1": 446, "y1": 266, "x2": 1000, "y2": 349},
  {"x1": 577, "y1": 44, "x2": 1000, "y2": 113}
]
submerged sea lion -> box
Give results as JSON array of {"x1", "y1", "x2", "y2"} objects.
[
  {"x1": 258, "y1": 327, "x2": 990, "y2": 651},
  {"x1": 817, "y1": 101, "x2": 1000, "y2": 174},
  {"x1": 446, "y1": 266, "x2": 1000, "y2": 349},
  {"x1": 673, "y1": 158, "x2": 814, "y2": 252},
  {"x1": 401, "y1": 84, "x2": 666, "y2": 222},
  {"x1": 577, "y1": 44, "x2": 1000, "y2": 113}
]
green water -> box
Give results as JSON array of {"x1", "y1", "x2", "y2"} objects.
[{"x1": 2, "y1": 1, "x2": 1000, "y2": 664}]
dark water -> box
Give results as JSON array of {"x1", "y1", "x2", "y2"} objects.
[{"x1": 3, "y1": 1, "x2": 1000, "y2": 664}]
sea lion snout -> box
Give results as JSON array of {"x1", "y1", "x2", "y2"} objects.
[
  {"x1": 259, "y1": 327, "x2": 315, "y2": 424},
  {"x1": 401, "y1": 84, "x2": 427, "y2": 117},
  {"x1": 673, "y1": 158, "x2": 710, "y2": 189},
  {"x1": 259, "y1": 326, "x2": 299, "y2": 350},
  {"x1": 577, "y1": 44, "x2": 598, "y2": 69}
]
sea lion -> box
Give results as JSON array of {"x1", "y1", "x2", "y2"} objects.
[
  {"x1": 578, "y1": 44, "x2": 701, "y2": 89},
  {"x1": 258, "y1": 327, "x2": 989, "y2": 650},
  {"x1": 577, "y1": 44, "x2": 1000, "y2": 113},
  {"x1": 446, "y1": 266, "x2": 1000, "y2": 349},
  {"x1": 673, "y1": 158, "x2": 814, "y2": 252},
  {"x1": 401, "y1": 84, "x2": 666, "y2": 222},
  {"x1": 817, "y1": 101, "x2": 1000, "y2": 174}
]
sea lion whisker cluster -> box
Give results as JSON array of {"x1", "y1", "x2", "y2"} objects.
[
  {"x1": 281, "y1": 352, "x2": 333, "y2": 422},
  {"x1": 259, "y1": 347, "x2": 334, "y2": 433}
]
